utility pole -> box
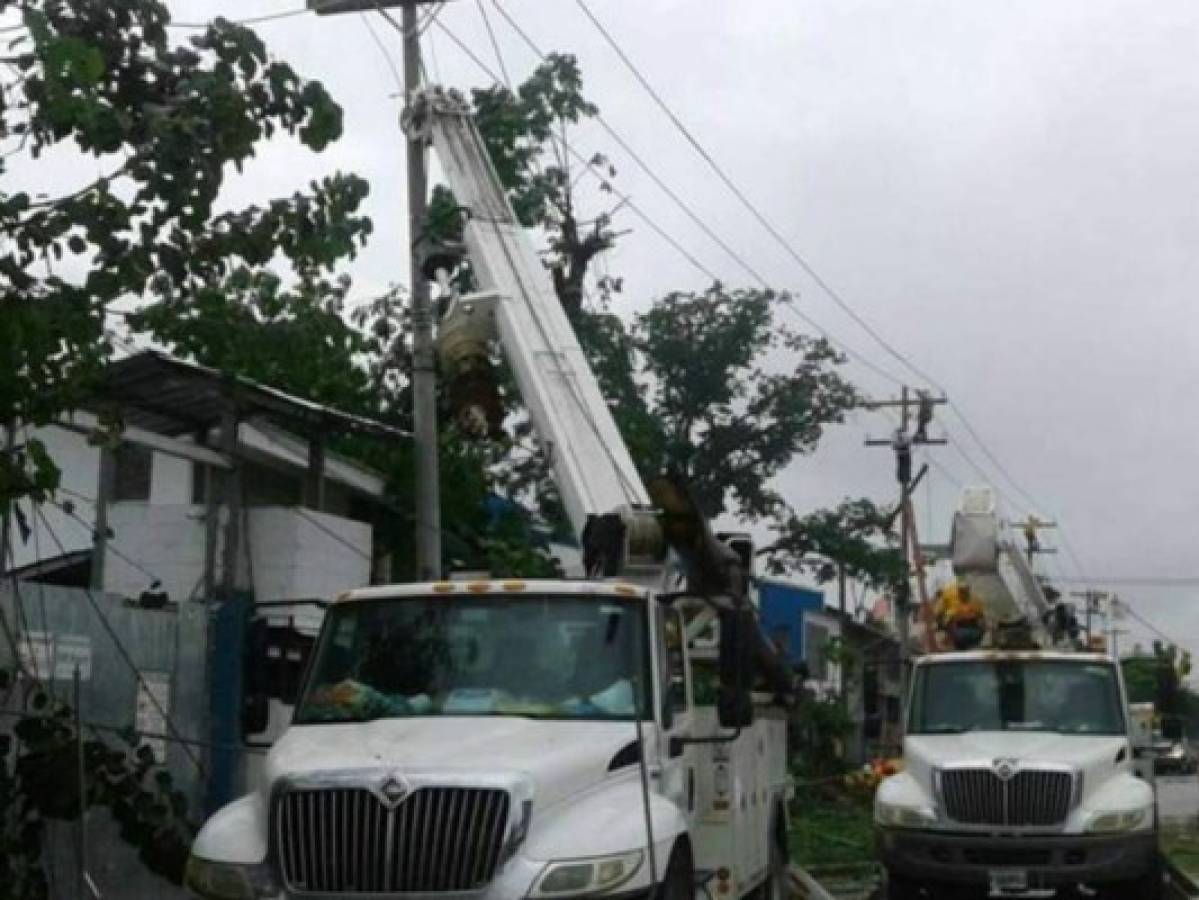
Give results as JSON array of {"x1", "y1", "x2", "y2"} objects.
[
  {"x1": 311, "y1": 1, "x2": 442, "y2": 579},
  {"x1": 1070, "y1": 589, "x2": 1109, "y2": 648},
  {"x1": 1011, "y1": 515, "x2": 1058, "y2": 565},
  {"x1": 865, "y1": 388, "x2": 948, "y2": 684}
]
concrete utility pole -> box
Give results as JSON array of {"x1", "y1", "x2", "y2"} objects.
[
  {"x1": 311, "y1": 1, "x2": 442, "y2": 579},
  {"x1": 864, "y1": 388, "x2": 948, "y2": 681}
]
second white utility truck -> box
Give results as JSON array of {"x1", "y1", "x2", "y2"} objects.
[
  {"x1": 185, "y1": 86, "x2": 796, "y2": 900},
  {"x1": 875, "y1": 491, "x2": 1159, "y2": 899}
]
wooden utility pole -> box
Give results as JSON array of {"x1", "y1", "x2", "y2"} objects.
[
  {"x1": 1011, "y1": 516, "x2": 1058, "y2": 564},
  {"x1": 1070, "y1": 589, "x2": 1109, "y2": 647},
  {"x1": 311, "y1": 0, "x2": 442, "y2": 579},
  {"x1": 864, "y1": 389, "x2": 948, "y2": 680}
]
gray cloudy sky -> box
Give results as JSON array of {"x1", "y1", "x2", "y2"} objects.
[{"x1": 159, "y1": 0, "x2": 1198, "y2": 651}]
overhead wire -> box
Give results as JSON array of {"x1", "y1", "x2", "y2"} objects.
[
  {"x1": 167, "y1": 7, "x2": 309, "y2": 29},
  {"x1": 481, "y1": 1, "x2": 911, "y2": 394},
  {"x1": 409, "y1": 14, "x2": 721, "y2": 281},
  {"x1": 414, "y1": 3, "x2": 1140, "y2": 631},
  {"x1": 360, "y1": 12, "x2": 405, "y2": 96},
  {"x1": 562, "y1": 0, "x2": 1126, "y2": 596},
  {"x1": 475, "y1": 0, "x2": 512, "y2": 89}
]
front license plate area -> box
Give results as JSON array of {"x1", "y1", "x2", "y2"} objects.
[{"x1": 989, "y1": 868, "x2": 1029, "y2": 894}]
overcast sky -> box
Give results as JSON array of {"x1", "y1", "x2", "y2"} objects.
[{"x1": 146, "y1": 0, "x2": 1199, "y2": 651}]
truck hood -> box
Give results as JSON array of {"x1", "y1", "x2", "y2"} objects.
[
  {"x1": 263, "y1": 717, "x2": 643, "y2": 811},
  {"x1": 904, "y1": 731, "x2": 1131, "y2": 804}
]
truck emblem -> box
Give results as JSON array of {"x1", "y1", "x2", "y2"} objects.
[
  {"x1": 992, "y1": 759, "x2": 1019, "y2": 780},
  {"x1": 377, "y1": 776, "x2": 411, "y2": 807}
]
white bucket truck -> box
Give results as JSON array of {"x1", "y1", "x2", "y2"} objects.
[
  {"x1": 875, "y1": 491, "x2": 1159, "y2": 899},
  {"x1": 185, "y1": 85, "x2": 796, "y2": 900}
]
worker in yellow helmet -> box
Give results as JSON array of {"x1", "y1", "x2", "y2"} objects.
[{"x1": 935, "y1": 580, "x2": 987, "y2": 650}]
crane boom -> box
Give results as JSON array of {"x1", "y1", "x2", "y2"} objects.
[{"x1": 411, "y1": 89, "x2": 652, "y2": 554}]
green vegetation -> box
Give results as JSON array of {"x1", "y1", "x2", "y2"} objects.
[
  {"x1": 789, "y1": 786, "x2": 875, "y2": 867},
  {"x1": 1162, "y1": 826, "x2": 1199, "y2": 880}
]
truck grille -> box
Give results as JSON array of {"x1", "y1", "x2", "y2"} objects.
[
  {"x1": 940, "y1": 768, "x2": 1074, "y2": 827},
  {"x1": 274, "y1": 785, "x2": 511, "y2": 894}
]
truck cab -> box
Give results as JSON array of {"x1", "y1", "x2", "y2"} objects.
[
  {"x1": 876, "y1": 650, "x2": 1159, "y2": 899},
  {"x1": 186, "y1": 580, "x2": 791, "y2": 899}
]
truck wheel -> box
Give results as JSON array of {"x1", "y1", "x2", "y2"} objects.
[
  {"x1": 658, "y1": 841, "x2": 694, "y2": 900},
  {"x1": 1102, "y1": 869, "x2": 1162, "y2": 900},
  {"x1": 884, "y1": 867, "x2": 922, "y2": 900},
  {"x1": 752, "y1": 832, "x2": 788, "y2": 899}
]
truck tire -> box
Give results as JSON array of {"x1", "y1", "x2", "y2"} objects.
[
  {"x1": 884, "y1": 867, "x2": 922, "y2": 900},
  {"x1": 658, "y1": 841, "x2": 694, "y2": 900},
  {"x1": 751, "y1": 831, "x2": 788, "y2": 899},
  {"x1": 1102, "y1": 860, "x2": 1163, "y2": 900}
]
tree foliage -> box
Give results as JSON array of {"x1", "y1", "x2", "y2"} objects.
[
  {"x1": 0, "y1": 665, "x2": 193, "y2": 899},
  {"x1": 1123, "y1": 642, "x2": 1198, "y2": 734},
  {"x1": 0, "y1": 0, "x2": 370, "y2": 512}
]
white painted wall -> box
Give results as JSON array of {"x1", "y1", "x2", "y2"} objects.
[
  {"x1": 150, "y1": 453, "x2": 192, "y2": 506},
  {"x1": 103, "y1": 504, "x2": 373, "y2": 608},
  {"x1": 104, "y1": 503, "x2": 210, "y2": 603},
  {"x1": 11, "y1": 426, "x2": 98, "y2": 568},
  {"x1": 248, "y1": 507, "x2": 371, "y2": 605}
]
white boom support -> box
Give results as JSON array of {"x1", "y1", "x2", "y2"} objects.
[{"x1": 415, "y1": 89, "x2": 650, "y2": 541}]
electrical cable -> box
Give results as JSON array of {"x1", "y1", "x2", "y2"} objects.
[
  {"x1": 476, "y1": 0, "x2": 512, "y2": 89},
  {"x1": 569, "y1": 0, "x2": 943, "y2": 389},
  {"x1": 566, "y1": 0, "x2": 1108, "y2": 557},
  {"x1": 436, "y1": 12, "x2": 909, "y2": 395},
  {"x1": 360, "y1": 11, "x2": 405, "y2": 96},
  {"x1": 408, "y1": 15, "x2": 722, "y2": 282},
  {"x1": 431, "y1": 6, "x2": 1104, "y2": 607},
  {"x1": 167, "y1": 8, "x2": 309, "y2": 29},
  {"x1": 488, "y1": 0, "x2": 772, "y2": 289}
]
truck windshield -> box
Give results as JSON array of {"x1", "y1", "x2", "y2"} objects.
[
  {"x1": 294, "y1": 595, "x2": 650, "y2": 724},
  {"x1": 908, "y1": 660, "x2": 1125, "y2": 735}
]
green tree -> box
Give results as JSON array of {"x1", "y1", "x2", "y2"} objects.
[
  {"x1": 435, "y1": 58, "x2": 892, "y2": 583},
  {"x1": 0, "y1": 2, "x2": 371, "y2": 894},
  {"x1": 0, "y1": 0, "x2": 370, "y2": 515}
]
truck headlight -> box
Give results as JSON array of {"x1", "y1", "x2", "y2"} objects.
[
  {"x1": 184, "y1": 856, "x2": 274, "y2": 899},
  {"x1": 1085, "y1": 808, "x2": 1149, "y2": 834},
  {"x1": 875, "y1": 801, "x2": 937, "y2": 829},
  {"x1": 531, "y1": 850, "x2": 644, "y2": 897}
]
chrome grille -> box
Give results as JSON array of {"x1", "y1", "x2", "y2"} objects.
[
  {"x1": 940, "y1": 768, "x2": 1074, "y2": 827},
  {"x1": 275, "y1": 786, "x2": 511, "y2": 894}
]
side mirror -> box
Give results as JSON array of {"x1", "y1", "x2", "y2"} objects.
[
  {"x1": 717, "y1": 608, "x2": 755, "y2": 730},
  {"x1": 242, "y1": 692, "x2": 270, "y2": 737}
]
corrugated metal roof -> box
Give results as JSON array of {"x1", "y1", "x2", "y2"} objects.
[{"x1": 97, "y1": 351, "x2": 409, "y2": 441}]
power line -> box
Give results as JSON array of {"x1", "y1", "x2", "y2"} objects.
[
  {"x1": 488, "y1": 0, "x2": 771, "y2": 289},
  {"x1": 570, "y1": 0, "x2": 944, "y2": 392},
  {"x1": 481, "y1": 2, "x2": 919, "y2": 395},
  {"x1": 360, "y1": 12, "x2": 405, "y2": 96},
  {"x1": 567, "y1": 0, "x2": 1091, "y2": 548},
  {"x1": 435, "y1": 4, "x2": 1083, "y2": 578},
  {"x1": 419, "y1": 16, "x2": 721, "y2": 282},
  {"x1": 476, "y1": 0, "x2": 512, "y2": 89},
  {"x1": 167, "y1": 8, "x2": 310, "y2": 29}
]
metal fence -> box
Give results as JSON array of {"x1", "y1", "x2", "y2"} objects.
[{"x1": 0, "y1": 581, "x2": 256, "y2": 899}]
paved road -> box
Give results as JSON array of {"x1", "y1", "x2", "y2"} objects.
[{"x1": 1158, "y1": 775, "x2": 1199, "y2": 826}]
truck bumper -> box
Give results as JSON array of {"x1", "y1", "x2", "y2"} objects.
[{"x1": 876, "y1": 827, "x2": 1158, "y2": 888}]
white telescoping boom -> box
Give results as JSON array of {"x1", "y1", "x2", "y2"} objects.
[{"x1": 407, "y1": 88, "x2": 663, "y2": 579}]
